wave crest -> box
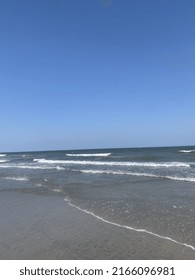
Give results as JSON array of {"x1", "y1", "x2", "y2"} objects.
[
  {"x1": 33, "y1": 159, "x2": 190, "y2": 168},
  {"x1": 179, "y1": 150, "x2": 195, "y2": 153},
  {"x1": 77, "y1": 169, "x2": 195, "y2": 182},
  {"x1": 4, "y1": 176, "x2": 29, "y2": 181},
  {"x1": 66, "y1": 153, "x2": 111, "y2": 157},
  {"x1": 0, "y1": 164, "x2": 64, "y2": 170}
]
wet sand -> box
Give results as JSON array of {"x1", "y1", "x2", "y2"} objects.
[{"x1": 0, "y1": 188, "x2": 195, "y2": 260}]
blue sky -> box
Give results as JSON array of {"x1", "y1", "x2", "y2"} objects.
[{"x1": 0, "y1": 0, "x2": 195, "y2": 152}]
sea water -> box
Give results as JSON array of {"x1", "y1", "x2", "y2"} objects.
[{"x1": 0, "y1": 146, "x2": 195, "y2": 251}]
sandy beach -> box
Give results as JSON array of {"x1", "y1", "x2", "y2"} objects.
[{"x1": 0, "y1": 187, "x2": 195, "y2": 260}]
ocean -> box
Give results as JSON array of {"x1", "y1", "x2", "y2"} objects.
[{"x1": 0, "y1": 146, "x2": 195, "y2": 254}]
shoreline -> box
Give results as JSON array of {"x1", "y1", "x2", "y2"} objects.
[
  {"x1": 0, "y1": 189, "x2": 195, "y2": 260},
  {"x1": 65, "y1": 197, "x2": 195, "y2": 252}
]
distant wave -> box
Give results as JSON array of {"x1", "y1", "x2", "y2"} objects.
[
  {"x1": 66, "y1": 153, "x2": 111, "y2": 157},
  {"x1": 78, "y1": 169, "x2": 195, "y2": 182},
  {"x1": 33, "y1": 159, "x2": 190, "y2": 168},
  {"x1": 4, "y1": 176, "x2": 29, "y2": 181},
  {"x1": 179, "y1": 150, "x2": 195, "y2": 153},
  {"x1": 0, "y1": 160, "x2": 8, "y2": 163},
  {"x1": 0, "y1": 154, "x2": 6, "y2": 157}
]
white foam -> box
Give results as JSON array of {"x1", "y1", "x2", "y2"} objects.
[
  {"x1": 0, "y1": 160, "x2": 8, "y2": 163},
  {"x1": 0, "y1": 164, "x2": 63, "y2": 170},
  {"x1": 56, "y1": 166, "x2": 65, "y2": 170},
  {"x1": 78, "y1": 169, "x2": 195, "y2": 182},
  {"x1": 33, "y1": 159, "x2": 190, "y2": 168},
  {"x1": 66, "y1": 153, "x2": 111, "y2": 157},
  {"x1": 80, "y1": 169, "x2": 159, "y2": 177},
  {"x1": 4, "y1": 177, "x2": 29, "y2": 181},
  {"x1": 165, "y1": 176, "x2": 195, "y2": 182},
  {"x1": 0, "y1": 154, "x2": 6, "y2": 157},
  {"x1": 179, "y1": 150, "x2": 195, "y2": 153},
  {"x1": 64, "y1": 197, "x2": 195, "y2": 252},
  {"x1": 52, "y1": 189, "x2": 62, "y2": 192}
]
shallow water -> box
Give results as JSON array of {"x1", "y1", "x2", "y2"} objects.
[{"x1": 0, "y1": 146, "x2": 195, "y2": 252}]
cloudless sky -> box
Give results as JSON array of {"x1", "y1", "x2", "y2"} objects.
[{"x1": 0, "y1": 0, "x2": 195, "y2": 152}]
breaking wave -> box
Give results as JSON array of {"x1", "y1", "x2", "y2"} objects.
[
  {"x1": 66, "y1": 153, "x2": 111, "y2": 157},
  {"x1": 77, "y1": 169, "x2": 195, "y2": 182},
  {"x1": 4, "y1": 176, "x2": 29, "y2": 181},
  {"x1": 0, "y1": 164, "x2": 65, "y2": 170},
  {"x1": 179, "y1": 150, "x2": 195, "y2": 153},
  {"x1": 33, "y1": 159, "x2": 190, "y2": 168}
]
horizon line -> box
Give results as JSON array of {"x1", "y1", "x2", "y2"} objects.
[{"x1": 1, "y1": 144, "x2": 195, "y2": 154}]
